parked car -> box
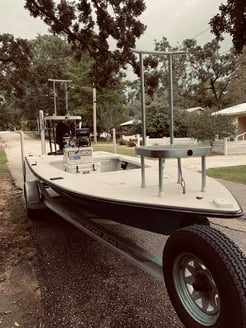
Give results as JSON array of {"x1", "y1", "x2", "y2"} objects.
[{"x1": 99, "y1": 131, "x2": 111, "y2": 140}]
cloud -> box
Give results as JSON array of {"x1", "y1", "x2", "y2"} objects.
[
  {"x1": 137, "y1": 0, "x2": 226, "y2": 49},
  {"x1": 0, "y1": 0, "x2": 48, "y2": 39}
]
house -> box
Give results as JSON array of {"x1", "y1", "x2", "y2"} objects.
[{"x1": 212, "y1": 103, "x2": 246, "y2": 138}]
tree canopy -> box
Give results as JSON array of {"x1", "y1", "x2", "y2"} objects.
[
  {"x1": 139, "y1": 37, "x2": 235, "y2": 110},
  {"x1": 0, "y1": 33, "x2": 129, "y2": 131},
  {"x1": 0, "y1": 34, "x2": 32, "y2": 129},
  {"x1": 24, "y1": 0, "x2": 146, "y2": 88},
  {"x1": 224, "y1": 47, "x2": 246, "y2": 105},
  {"x1": 21, "y1": 35, "x2": 73, "y2": 124},
  {"x1": 210, "y1": 0, "x2": 246, "y2": 53},
  {"x1": 126, "y1": 37, "x2": 237, "y2": 139},
  {"x1": 0, "y1": 34, "x2": 32, "y2": 99}
]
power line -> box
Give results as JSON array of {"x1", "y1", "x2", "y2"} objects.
[{"x1": 191, "y1": 27, "x2": 210, "y2": 40}]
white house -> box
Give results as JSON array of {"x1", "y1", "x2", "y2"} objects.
[{"x1": 212, "y1": 103, "x2": 246, "y2": 138}]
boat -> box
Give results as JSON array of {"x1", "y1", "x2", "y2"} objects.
[
  {"x1": 24, "y1": 126, "x2": 242, "y2": 233},
  {"x1": 22, "y1": 58, "x2": 246, "y2": 328}
]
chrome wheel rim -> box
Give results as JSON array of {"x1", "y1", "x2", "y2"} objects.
[{"x1": 173, "y1": 252, "x2": 220, "y2": 326}]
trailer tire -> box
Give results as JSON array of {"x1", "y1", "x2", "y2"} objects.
[
  {"x1": 163, "y1": 225, "x2": 246, "y2": 328},
  {"x1": 24, "y1": 181, "x2": 45, "y2": 219}
]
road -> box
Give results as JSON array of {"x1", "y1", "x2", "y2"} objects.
[{"x1": 1, "y1": 131, "x2": 246, "y2": 328}]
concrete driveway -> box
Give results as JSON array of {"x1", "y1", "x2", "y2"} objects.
[{"x1": 1, "y1": 131, "x2": 246, "y2": 327}]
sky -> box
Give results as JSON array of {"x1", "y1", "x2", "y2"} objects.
[
  {"x1": 0, "y1": 0, "x2": 231, "y2": 80},
  {"x1": 140, "y1": 0, "x2": 230, "y2": 48},
  {"x1": 0, "y1": 0, "x2": 230, "y2": 49}
]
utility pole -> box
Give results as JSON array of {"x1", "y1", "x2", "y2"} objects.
[
  {"x1": 48, "y1": 79, "x2": 72, "y2": 115},
  {"x1": 93, "y1": 83, "x2": 97, "y2": 143}
]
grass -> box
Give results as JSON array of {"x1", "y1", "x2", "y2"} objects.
[
  {"x1": 0, "y1": 147, "x2": 32, "y2": 263},
  {"x1": 94, "y1": 144, "x2": 246, "y2": 185},
  {"x1": 206, "y1": 165, "x2": 246, "y2": 184},
  {"x1": 92, "y1": 143, "x2": 136, "y2": 157},
  {"x1": 0, "y1": 149, "x2": 8, "y2": 176},
  {"x1": 0, "y1": 148, "x2": 27, "y2": 223}
]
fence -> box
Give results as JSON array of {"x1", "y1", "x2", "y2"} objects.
[
  {"x1": 122, "y1": 135, "x2": 246, "y2": 155},
  {"x1": 121, "y1": 135, "x2": 197, "y2": 147}
]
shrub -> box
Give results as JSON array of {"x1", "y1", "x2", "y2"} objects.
[
  {"x1": 118, "y1": 138, "x2": 128, "y2": 145},
  {"x1": 187, "y1": 110, "x2": 236, "y2": 146},
  {"x1": 127, "y1": 140, "x2": 137, "y2": 147}
]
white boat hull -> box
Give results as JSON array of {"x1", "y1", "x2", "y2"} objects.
[{"x1": 25, "y1": 151, "x2": 243, "y2": 234}]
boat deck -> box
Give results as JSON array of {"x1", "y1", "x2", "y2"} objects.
[{"x1": 26, "y1": 151, "x2": 242, "y2": 217}]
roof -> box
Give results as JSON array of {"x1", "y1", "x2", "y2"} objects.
[
  {"x1": 120, "y1": 120, "x2": 134, "y2": 126},
  {"x1": 186, "y1": 107, "x2": 204, "y2": 113},
  {"x1": 212, "y1": 103, "x2": 246, "y2": 116},
  {"x1": 120, "y1": 119, "x2": 141, "y2": 127}
]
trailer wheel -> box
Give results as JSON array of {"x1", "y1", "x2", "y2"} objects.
[
  {"x1": 24, "y1": 181, "x2": 45, "y2": 219},
  {"x1": 163, "y1": 225, "x2": 246, "y2": 328}
]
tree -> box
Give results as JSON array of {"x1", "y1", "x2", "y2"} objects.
[
  {"x1": 0, "y1": 32, "x2": 129, "y2": 130},
  {"x1": 67, "y1": 54, "x2": 128, "y2": 131},
  {"x1": 127, "y1": 37, "x2": 235, "y2": 140},
  {"x1": 0, "y1": 34, "x2": 32, "y2": 100},
  {"x1": 125, "y1": 33, "x2": 240, "y2": 143},
  {"x1": 224, "y1": 47, "x2": 246, "y2": 105},
  {"x1": 187, "y1": 110, "x2": 236, "y2": 146},
  {"x1": 95, "y1": 72, "x2": 128, "y2": 133},
  {"x1": 210, "y1": 0, "x2": 246, "y2": 54},
  {"x1": 0, "y1": 104, "x2": 22, "y2": 130},
  {"x1": 24, "y1": 0, "x2": 146, "y2": 88},
  {"x1": 181, "y1": 39, "x2": 235, "y2": 109},
  {"x1": 67, "y1": 54, "x2": 93, "y2": 121},
  {"x1": 133, "y1": 95, "x2": 189, "y2": 138},
  {"x1": 22, "y1": 34, "x2": 73, "y2": 124},
  {"x1": 0, "y1": 34, "x2": 32, "y2": 130},
  {"x1": 139, "y1": 37, "x2": 235, "y2": 111}
]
